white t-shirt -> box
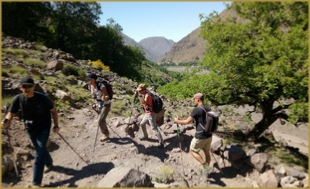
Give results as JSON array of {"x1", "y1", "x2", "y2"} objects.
[{"x1": 90, "y1": 82, "x2": 111, "y2": 105}]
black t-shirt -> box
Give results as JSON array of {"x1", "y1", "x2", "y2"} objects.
[
  {"x1": 9, "y1": 92, "x2": 54, "y2": 133},
  {"x1": 190, "y1": 104, "x2": 212, "y2": 139}
]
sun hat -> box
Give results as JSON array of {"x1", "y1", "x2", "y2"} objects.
[{"x1": 136, "y1": 84, "x2": 146, "y2": 91}]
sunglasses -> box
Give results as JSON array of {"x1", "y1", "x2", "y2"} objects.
[{"x1": 22, "y1": 85, "x2": 34, "y2": 89}]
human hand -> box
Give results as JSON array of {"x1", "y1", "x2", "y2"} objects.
[
  {"x1": 52, "y1": 126, "x2": 60, "y2": 133},
  {"x1": 174, "y1": 117, "x2": 179, "y2": 123},
  {"x1": 2, "y1": 119, "x2": 10, "y2": 129},
  {"x1": 134, "y1": 90, "x2": 138, "y2": 97}
]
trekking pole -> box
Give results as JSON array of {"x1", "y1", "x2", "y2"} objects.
[
  {"x1": 176, "y1": 123, "x2": 190, "y2": 187},
  {"x1": 176, "y1": 123, "x2": 185, "y2": 176},
  {"x1": 57, "y1": 133, "x2": 89, "y2": 165},
  {"x1": 128, "y1": 95, "x2": 137, "y2": 125},
  {"x1": 93, "y1": 124, "x2": 100, "y2": 152},
  {"x1": 211, "y1": 151, "x2": 224, "y2": 175},
  {"x1": 92, "y1": 106, "x2": 100, "y2": 152},
  {"x1": 6, "y1": 127, "x2": 19, "y2": 177}
]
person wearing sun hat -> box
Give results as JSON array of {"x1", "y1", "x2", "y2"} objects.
[
  {"x1": 2, "y1": 76, "x2": 60, "y2": 187},
  {"x1": 134, "y1": 84, "x2": 165, "y2": 149},
  {"x1": 174, "y1": 93, "x2": 213, "y2": 174}
]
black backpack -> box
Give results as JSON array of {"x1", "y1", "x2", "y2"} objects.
[
  {"x1": 96, "y1": 81, "x2": 114, "y2": 100},
  {"x1": 148, "y1": 93, "x2": 163, "y2": 113},
  {"x1": 198, "y1": 106, "x2": 219, "y2": 134}
]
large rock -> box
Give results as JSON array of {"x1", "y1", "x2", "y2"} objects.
[
  {"x1": 97, "y1": 167, "x2": 153, "y2": 187},
  {"x1": 46, "y1": 59, "x2": 63, "y2": 71},
  {"x1": 210, "y1": 135, "x2": 223, "y2": 152},
  {"x1": 258, "y1": 170, "x2": 278, "y2": 188},
  {"x1": 250, "y1": 153, "x2": 268, "y2": 173},
  {"x1": 223, "y1": 145, "x2": 246, "y2": 161}
]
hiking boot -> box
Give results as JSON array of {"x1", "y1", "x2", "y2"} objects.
[
  {"x1": 203, "y1": 163, "x2": 212, "y2": 174},
  {"x1": 139, "y1": 136, "x2": 148, "y2": 141},
  {"x1": 44, "y1": 164, "x2": 53, "y2": 173},
  {"x1": 100, "y1": 134, "x2": 109, "y2": 142}
]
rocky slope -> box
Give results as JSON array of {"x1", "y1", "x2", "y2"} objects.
[
  {"x1": 1, "y1": 34, "x2": 308, "y2": 188},
  {"x1": 157, "y1": 7, "x2": 242, "y2": 65}
]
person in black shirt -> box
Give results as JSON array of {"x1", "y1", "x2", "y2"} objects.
[
  {"x1": 2, "y1": 77, "x2": 60, "y2": 187},
  {"x1": 174, "y1": 93, "x2": 213, "y2": 173}
]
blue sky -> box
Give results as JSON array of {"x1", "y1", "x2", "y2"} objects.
[{"x1": 99, "y1": 2, "x2": 228, "y2": 43}]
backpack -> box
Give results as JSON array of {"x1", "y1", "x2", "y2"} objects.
[
  {"x1": 96, "y1": 81, "x2": 114, "y2": 100},
  {"x1": 148, "y1": 93, "x2": 163, "y2": 113},
  {"x1": 198, "y1": 106, "x2": 219, "y2": 134}
]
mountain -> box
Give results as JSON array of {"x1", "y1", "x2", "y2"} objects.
[
  {"x1": 121, "y1": 33, "x2": 174, "y2": 62},
  {"x1": 138, "y1": 37, "x2": 174, "y2": 62},
  {"x1": 156, "y1": 27, "x2": 205, "y2": 65},
  {"x1": 157, "y1": 8, "x2": 240, "y2": 65}
]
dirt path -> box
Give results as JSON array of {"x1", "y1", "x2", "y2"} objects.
[{"x1": 2, "y1": 107, "x2": 308, "y2": 188}]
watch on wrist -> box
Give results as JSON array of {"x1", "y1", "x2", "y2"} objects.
[
  {"x1": 52, "y1": 125, "x2": 59, "y2": 131},
  {"x1": 2, "y1": 118, "x2": 9, "y2": 124}
]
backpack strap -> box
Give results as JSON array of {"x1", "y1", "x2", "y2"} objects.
[
  {"x1": 19, "y1": 94, "x2": 25, "y2": 121},
  {"x1": 144, "y1": 92, "x2": 153, "y2": 111},
  {"x1": 197, "y1": 105, "x2": 208, "y2": 132}
]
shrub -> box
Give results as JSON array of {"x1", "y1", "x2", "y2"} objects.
[
  {"x1": 88, "y1": 59, "x2": 110, "y2": 71},
  {"x1": 2, "y1": 48, "x2": 29, "y2": 58},
  {"x1": 154, "y1": 165, "x2": 174, "y2": 184},
  {"x1": 63, "y1": 63, "x2": 84, "y2": 77},
  {"x1": 24, "y1": 58, "x2": 46, "y2": 68}
]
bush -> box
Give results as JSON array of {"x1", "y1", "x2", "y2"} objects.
[
  {"x1": 24, "y1": 58, "x2": 46, "y2": 68},
  {"x1": 63, "y1": 64, "x2": 84, "y2": 77},
  {"x1": 88, "y1": 59, "x2": 110, "y2": 71}
]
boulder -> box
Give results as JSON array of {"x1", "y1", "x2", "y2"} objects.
[{"x1": 97, "y1": 167, "x2": 153, "y2": 187}]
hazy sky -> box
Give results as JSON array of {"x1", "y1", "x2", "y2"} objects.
[{"x1": 99, "y1": 2, "x2": 228, "y2": 43}]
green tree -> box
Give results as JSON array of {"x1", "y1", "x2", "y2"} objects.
[
  {"x1": 2, "y1": 2, "x2": 53, "y2": 42},
  {"x1": 49, "y1": 2, "x2": 102, "y2": 58},
  {"x1": 199, "y1": 2, "x2": 308, "y2": 140}
]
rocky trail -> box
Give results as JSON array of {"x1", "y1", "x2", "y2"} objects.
[{"x1": 2, "y1": 105, "x2": 309, "y2": 188}]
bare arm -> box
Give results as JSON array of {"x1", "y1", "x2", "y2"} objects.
[
  {"x1": 2, "y1": 112, "x2": 16, "y2": 129},
  {"x1": 101, "y1": 87, "x2": 109, "y2": 101},
  {"x1": 174, "y1": 116, "x2": 194, "y2": 125},
  {"x1": 50, "y1": 106, "x2": 59, "y2": 133}
]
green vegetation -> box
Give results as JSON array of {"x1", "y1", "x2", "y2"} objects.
[
  {"x1": 159, "y1": 2, "x2": 308, "y2": 140},
  {"x1": 63, "y1": 63, "x2": 85, "y2": 78},
  {"x1": 10, "y1": 65, "x2": 28, "y2": 78},
  {"x1": 2, "y1": 48, "x2": 29, "y2": 58},
  {"x1": 2, "y1": 95, "x2": 15, "y2": 106},
  {"x1": 154, "y1": 165, "x2": 174, "y2": 184},
  {"x1": 24, "y1": 57, "x2": 46, "y2": 68}
]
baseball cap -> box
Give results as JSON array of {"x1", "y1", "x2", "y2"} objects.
[
  {"x1": 136, "y1": 84, "x2": 146, "y2": 91},
  {"x1": 87, "y1": 73, "x2": 98, "y2": 80},
  {"x1": 193, "y1": 93, "x2": 204, "y2": 99},
  {"x1": 20, "y1": 77, "x2": 35, "y2": 85}
]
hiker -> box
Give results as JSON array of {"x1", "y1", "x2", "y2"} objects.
[
  {"x1": 2, "y1": 76, "x2": 60, "y2": 187},
  {"x1": 87, "y1": 73, "x2": 111, "y2": 142},
  {"x1": 174, "y1": 93, "x2": 213, "y2": 173},
  {"x1": 135, "y1": 84, "x2": 164, "y2": 149}
]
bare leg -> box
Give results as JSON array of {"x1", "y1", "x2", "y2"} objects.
[
  {"x1": 203, "y1": 149, "x2": 211, "y2": 165},
  {"x1": 190, "y1": 149, "x2": 205, "y2": 165}
]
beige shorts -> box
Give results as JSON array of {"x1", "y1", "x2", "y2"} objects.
[{"x1": 190, "y1": 137, "x2": 212, "y2": 152}]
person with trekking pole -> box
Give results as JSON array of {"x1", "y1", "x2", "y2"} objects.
[
  {"x1": 2, "y1": 76, "x2": 60, "y2": 188},
  {"x1": 87, "y1": 73, "x2": 111, "y2": 142},
  {"x1": 174, "y1": 93, "x2": 213, "y2": 174},
  {"x1": 135, "y1": 84, "x2": 165, "y2": 149}
]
